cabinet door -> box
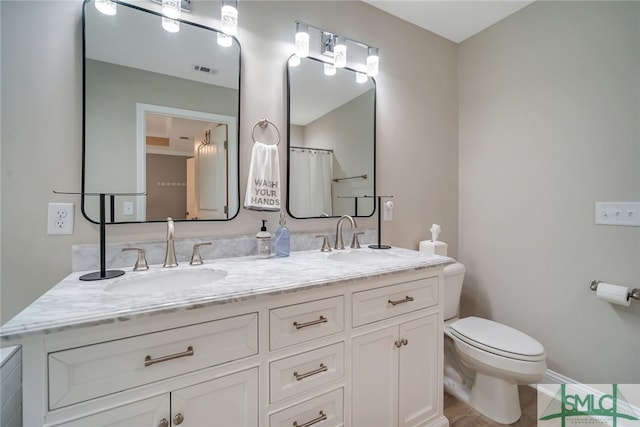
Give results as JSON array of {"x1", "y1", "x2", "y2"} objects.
[
  {"x1": 398, "y1": 314, "x2": 439, "y2": 427},
  {"x1": 55, "y1": 394, "x2": 169, "y2": 427},
  {"x1": 352, "y1": 326, "x2": 399, "y2": 427},
  {"x1": 170, "y1": 367, "x2": 258, "y2": 427}
]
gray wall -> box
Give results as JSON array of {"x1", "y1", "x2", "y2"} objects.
[
  {"x1": 459, "y1": 1, "x2": 640, "y2": 383},
  {"x1": 1, "y1": 1, "x2": 458, "y2": 324}
]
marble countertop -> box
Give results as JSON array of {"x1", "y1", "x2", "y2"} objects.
[{"x1": 0, "y1": 247, "x2": 453, "y2": 341}]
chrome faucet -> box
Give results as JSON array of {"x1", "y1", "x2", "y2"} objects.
[
  {"x1": 163, "y1": 217, "x2": 178, "y2": 267},
  {"x1": 335, "y1": 215, "x2": 357, "y2": 250}
]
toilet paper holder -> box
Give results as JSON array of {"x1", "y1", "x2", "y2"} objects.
[{"x1": 590, "y1": 280, "x2": 640, "y2": 302}]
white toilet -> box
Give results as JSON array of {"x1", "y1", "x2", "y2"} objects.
[{"x1": 442, "y1": 262, "x2": 547, "y2": 424}]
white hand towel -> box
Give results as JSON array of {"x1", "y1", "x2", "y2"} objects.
[{"x1": 244, "y1": 141, "x2": 281, "y2": 211}]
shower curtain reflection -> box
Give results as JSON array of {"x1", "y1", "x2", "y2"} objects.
[{"x1": 289, "y1": 147, "x2": 333, "y2": 217}]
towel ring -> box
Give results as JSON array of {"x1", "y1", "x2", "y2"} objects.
[{"x1": 251, "y1": 118, "x2": 280, "y2": 146}]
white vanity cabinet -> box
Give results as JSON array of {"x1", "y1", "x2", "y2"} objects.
[
  {"x1": 352, "y1": 315, "x2": 440, "y2": 427},
  {"x1": 57, "y1": 368, "x2": 258, "y2": 427},
  {"x1": 351, "y1": 277, "x2": 442, "y2": 427},
  {"x1": 4, "y1": 249, "x2": 450, "y2": 427}
]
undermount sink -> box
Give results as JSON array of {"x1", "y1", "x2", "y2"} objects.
[
  {"x1": 105, "y1": 268, "x2": 228, "y2": 295},
  {"x1": 328, "y1": 250, "x2": 399, "y2": 264}
]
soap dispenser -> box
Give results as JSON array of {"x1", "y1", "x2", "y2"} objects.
[
  {"x1": 273, "y1": 212, "x2": 290, "y2": 257},
  {"x1": 257, "y1": 220, "x2": 271, "y2": 258}
]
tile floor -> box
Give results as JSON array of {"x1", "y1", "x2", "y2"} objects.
[{"x1": 443, "y1": 385, "x2": 538, "y2": 426}]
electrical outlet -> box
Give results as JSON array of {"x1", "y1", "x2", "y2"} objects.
[{"x1": 48, "y1": 203, "x2": 74, "y2": 235}]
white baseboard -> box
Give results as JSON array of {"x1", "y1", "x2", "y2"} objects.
[
  {"x1": 532, "y1": 370, "x2": 640, "y2": 421},
  {"x1": 542, "y1": 369, "x2": 577, "y2": 385}
]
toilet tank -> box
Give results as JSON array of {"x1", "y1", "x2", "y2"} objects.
[{"x1": 443, "y1": 262, "x2": 466, "y2": 320}]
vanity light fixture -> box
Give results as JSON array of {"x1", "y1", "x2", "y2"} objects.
[
  {"x1": 221, "y1": 0, "x2": 238, "y2": 36},
  {"x1": 334, "y1": 36, "x2": 347, "y2": 68},
  {"x1": 288, "y1": 54, "x2": 301, "y2": 67},
  {"x1": 367, "y1": 47, "x2": 379, "y2": 77},
  {"x1": 161, "y1": 0, "x2": 181, "y2": 32},
  {"x1": 217, "y1": 32, "x2": 233, "y2": 47},
  {"x1": 162, "y1": 17, "x2": 180, "y2": 33},
  {"x1": 162, "y1": 0, "x2": 180, "y2": 19},
  {"x1": 95, "y1": 0, "x2": 117, "y2": 15},
  {"x1": 295, "y1": 22, "x2": 310, "y2": 58},
  {"x1": 292, "y1": 21, "x2": 379, "y2": 78},
  {"x1": 324, "y1": 63, "x2": 336, "y2": 76}
]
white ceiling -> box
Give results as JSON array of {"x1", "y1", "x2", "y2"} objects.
[{"x1": 362, "y1": 0, "x2": 535, "y2": 43}]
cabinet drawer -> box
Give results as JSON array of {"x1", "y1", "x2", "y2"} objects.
[
  {"x1": 270, "y1": 342, "x2": 344, "y2": 403},
  {"x1": 352, "y1": 278, "x2": 438, "y2": 327},
  {"x1": 270, "y1": 296, "x2": 344, "y2": 350},
  {"x1": 270, "y1": 388, "x2": 344, "y2": 427},
  {"x1": 49, "y1": 313, "x2": 258, "y2": 410}
]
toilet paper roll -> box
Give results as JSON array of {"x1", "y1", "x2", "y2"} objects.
[
  {"x1": 419, "y1": 240, "x2": 448, "y2": 256},
  {"x1": 596, "y1": 282, "x2": 631, "y2": 307}
]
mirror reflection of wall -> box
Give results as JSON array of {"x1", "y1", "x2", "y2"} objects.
[
  {"x1": 82, "y1": 0, "x2": 240, "y2": 223},
  {"x1": 287, "y1": 57, "x2": 376, "y2": 219}
]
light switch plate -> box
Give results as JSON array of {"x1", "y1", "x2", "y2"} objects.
[{"x1": 595, "y1": 202, "x2": 640, "y2": 226}]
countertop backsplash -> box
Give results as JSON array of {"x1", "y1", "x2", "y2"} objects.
[{"x1": 72, "y1": 228, "x2": 378, "y2": 272}]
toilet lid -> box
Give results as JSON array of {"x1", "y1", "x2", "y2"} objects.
[{"x1": 450, "y1": 317, "x2": 545, "y2": 361}]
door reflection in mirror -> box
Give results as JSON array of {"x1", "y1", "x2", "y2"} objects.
[{"x1": 137, "y1": 104, "x2": 235, "y2": 222}]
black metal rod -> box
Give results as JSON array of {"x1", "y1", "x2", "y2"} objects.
[
  {"x1": 376, "y1": 196, "x2": 382, "y2": 245},
  {"x1": 99, "y1": 194, "x2": 106, "y2": 278},
  {"x1": 109, "y1": 194, "x2": 115, "y2": 223}
]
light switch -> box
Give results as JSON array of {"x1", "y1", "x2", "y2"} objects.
[
  {"x1": 595, "y1": 202, "x2": 640, "y2": 226},
  {"x1": 123, "y1": 201, "x2": 134, "y2": 216}
]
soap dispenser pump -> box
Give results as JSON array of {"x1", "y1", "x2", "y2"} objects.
[
  {"x1": 257, "y1": 220, "x2": 271, "y2": 258},
  {"x1": 273, "y1": 212, "x2": 290, "y2": 257}
]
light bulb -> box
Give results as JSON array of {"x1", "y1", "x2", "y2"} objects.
[
  {"x1": 288, "y1": 55, "x2": 301, "y2": 67},
  {"x1": 221, "y1": 1, "x2": 238, "y2": 36},
  {"x1": 162, "y1": 0, "x2": 180, "y2": 19},
  {"x1": 367, "y1": 47, "x2": 379, "y2": 77},
  {"x1": 295, "y1": 22, "x2": 309, "y2": 58},
  {"x1": 356, "y1": 72, "x2": 368, "y2": 84},
  {"x1": 217, "y1": 32, "x2": 233, "y2": 47},
  {"x1": 334, "y1": 36, "x2": 347, "y2": 68},
  {"x1": 162, "y1": 17, "x2": 180, "y2": 33},
  {"x1": 324, "y1": 63, "x2": 336, "y2": 76},
  {"x1": 95, "y1": 0, "x2": 117, "y2": 15}
]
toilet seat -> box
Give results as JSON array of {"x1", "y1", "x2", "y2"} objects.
[{"x1": 450, "y1": 317, "x2": 545, "y2": 362}]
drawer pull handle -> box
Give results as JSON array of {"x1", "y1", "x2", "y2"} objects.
[
  {"x1": 293, "y1": 316, "x2": 328, "y2": 330},
  {"x1": 294, "y1": 363, "x2": 328, "y2": 381},
  {"x1": 293, "y1": 410, "x2": 327, "y2": 427},
  {"x1": 388, "y1": 296, "x2": 414, "y2": 306},
  {"x1": 144, "y1": 346, "x2": 194, "y2": 367}
]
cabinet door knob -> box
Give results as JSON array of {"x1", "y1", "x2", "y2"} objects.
[
  {"x1": 158, "y1": 418, "x2": 169, "y2": 427},
  {"x1": 173, "y1": 413, "x2": 184, "y2": 425},
  {"x1": 401, "y1": 338, "x2": 408, "y2": 346},
  {"x1": 395, "y1": 340, "x2": 402, "y2": 348}
]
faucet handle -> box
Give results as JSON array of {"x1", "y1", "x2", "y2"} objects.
[
  {"x1": 190, "y1": 242, "x2": 212, "y2": 265},
  {"x1": 351, "y1": 231, "x2": 364, "y2": 249},
  {"x1": 122, "y1": 247, "x2": 149, "y2": 271},
  {"x1": 315, "y1": 235, "x2": 332, "y2": 252}
]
